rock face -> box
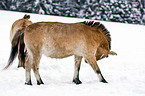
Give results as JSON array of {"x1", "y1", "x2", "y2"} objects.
[{"x1": 0, "y1": 0, "x2": 145, "y2": 25}]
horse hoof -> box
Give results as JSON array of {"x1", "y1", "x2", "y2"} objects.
[
  {"x1": 37, "y1": 81, "x2": 44, "y2": 85},
  {"x1": 25, "y1": 80, "x2": 32, "y2": 85},
  {"x1": 101, "y1": 79, "x2": 108, "y2": 83},
  {"x1": 37, "y1": 79, "x2": 44, "y2": 85},
  {"x1": 17, "y1": 65, "x2": 22, "y2": 68},
  {"x1": 73, "y1": 78, "x2": 82, "y2": 84}
]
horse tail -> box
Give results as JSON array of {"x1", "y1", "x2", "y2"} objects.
[
  {"x1": 3, "y1": 30, "x2": 26, "y2": 70},
  {"x1": 17, "y1": 32, "x2": 27, "y2": 69},
  {"x1": 3, "y1": 37, "x2": 19, "y2": 70}
]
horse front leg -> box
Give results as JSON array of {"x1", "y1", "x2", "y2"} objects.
[
  {"x1": 73, "y1": 56, "x2": 83, "y2": 84},
  {"x1": 85, "y1": 56, "x2": 108, "y2": 83}
]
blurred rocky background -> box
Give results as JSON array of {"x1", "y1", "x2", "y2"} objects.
[{"x1": 0, "y1": 0, "x2": 145, "y2": 25}]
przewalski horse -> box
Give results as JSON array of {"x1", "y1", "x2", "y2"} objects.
[
  {"x1": 24, "y1": 21, "x2": 117, "y2": 85},
  {"x1": 4, "y1": 14, "x2": 32, "y2": 70}
]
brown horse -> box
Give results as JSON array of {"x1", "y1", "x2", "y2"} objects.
[
  {"x1": 4, "y1": 14, "x2": 32, "y2": 69},
  {"x1": 23, "y1": 21, "x2": 117, "y2": 85}
]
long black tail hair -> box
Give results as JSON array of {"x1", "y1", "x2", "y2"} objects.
[{"x1": 3, "y1": 30, "x2": 26, "y2": 70}]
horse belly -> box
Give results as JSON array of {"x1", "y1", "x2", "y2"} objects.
[
  {"x1": 42, "y1": 45, "x2": 74, "y2": 58},
  {"x1": 42, "y1": 42, "x2": 83, "y2": 58}
]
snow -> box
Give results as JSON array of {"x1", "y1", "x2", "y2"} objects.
[{"x1": 0, "y1": 10, "x2": 145, "y2": 96}]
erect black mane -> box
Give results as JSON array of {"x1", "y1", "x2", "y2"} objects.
[{"x1": 82, "y1": 21, "x2": 111, "y2": 50}]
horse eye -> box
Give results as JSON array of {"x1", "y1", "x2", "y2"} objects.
[{"x1": 100, "y1": 54, "x2": 104, "y2": 59}]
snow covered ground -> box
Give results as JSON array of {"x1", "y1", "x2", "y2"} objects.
[{"x1": 0, "y1": 10, "x2": 145, "y2": 96}]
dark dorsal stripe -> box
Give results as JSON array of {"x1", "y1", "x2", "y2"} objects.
[{"x1": 82, "y1": 21, "x2": 111, "y2": 50}]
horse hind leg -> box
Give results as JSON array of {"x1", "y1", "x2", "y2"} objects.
[
  {"x1": 25, "y1": 56, "x2": 32, "y2": 85},
  {"x1": 25, "y1": 52, "x2": 44, "y2": 85},
  {"x1": 85, "y1": 56, "x2": 108, "y2": 83},
  {"x1": 73, "y1": 56, "x2": 83, "y2": 84},
  {"x1": 32, "y1": 54, "x2": 44, "y2": 85}
]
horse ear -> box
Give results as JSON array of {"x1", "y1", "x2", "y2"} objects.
[
  {"x1": 27, "y1": 15, "x2": 30, "y2": 19},
  {"x1": 109, "y1": 51, "x2": 117, "y2": 55},
  {"x1": 23, "y1": 14, "x2": 30, "y2": 19}
]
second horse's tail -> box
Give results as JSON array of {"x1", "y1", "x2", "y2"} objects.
[{"x1": 3, "y1": 30, "x2": 26, "y2": 70}]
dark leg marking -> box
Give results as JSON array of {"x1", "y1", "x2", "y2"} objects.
[
  {"x1": 73, "y1": 56, "x2": 82, "y2": 85},
  {"x1": 84, "y1": 59, "x2": 88, "y2": 63},
  {"x1": 25, "y1": 80, "x2": 32, "y2": 85},
  {"x1": 96, "y1": 70, "x2": 108, "y2": 83},
  {"x1": 73, "y1": 78, "x2": 82, "y2": 85},
  {"x1": 37, "y1": 78, "x2": 44, "y2": 85}
]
